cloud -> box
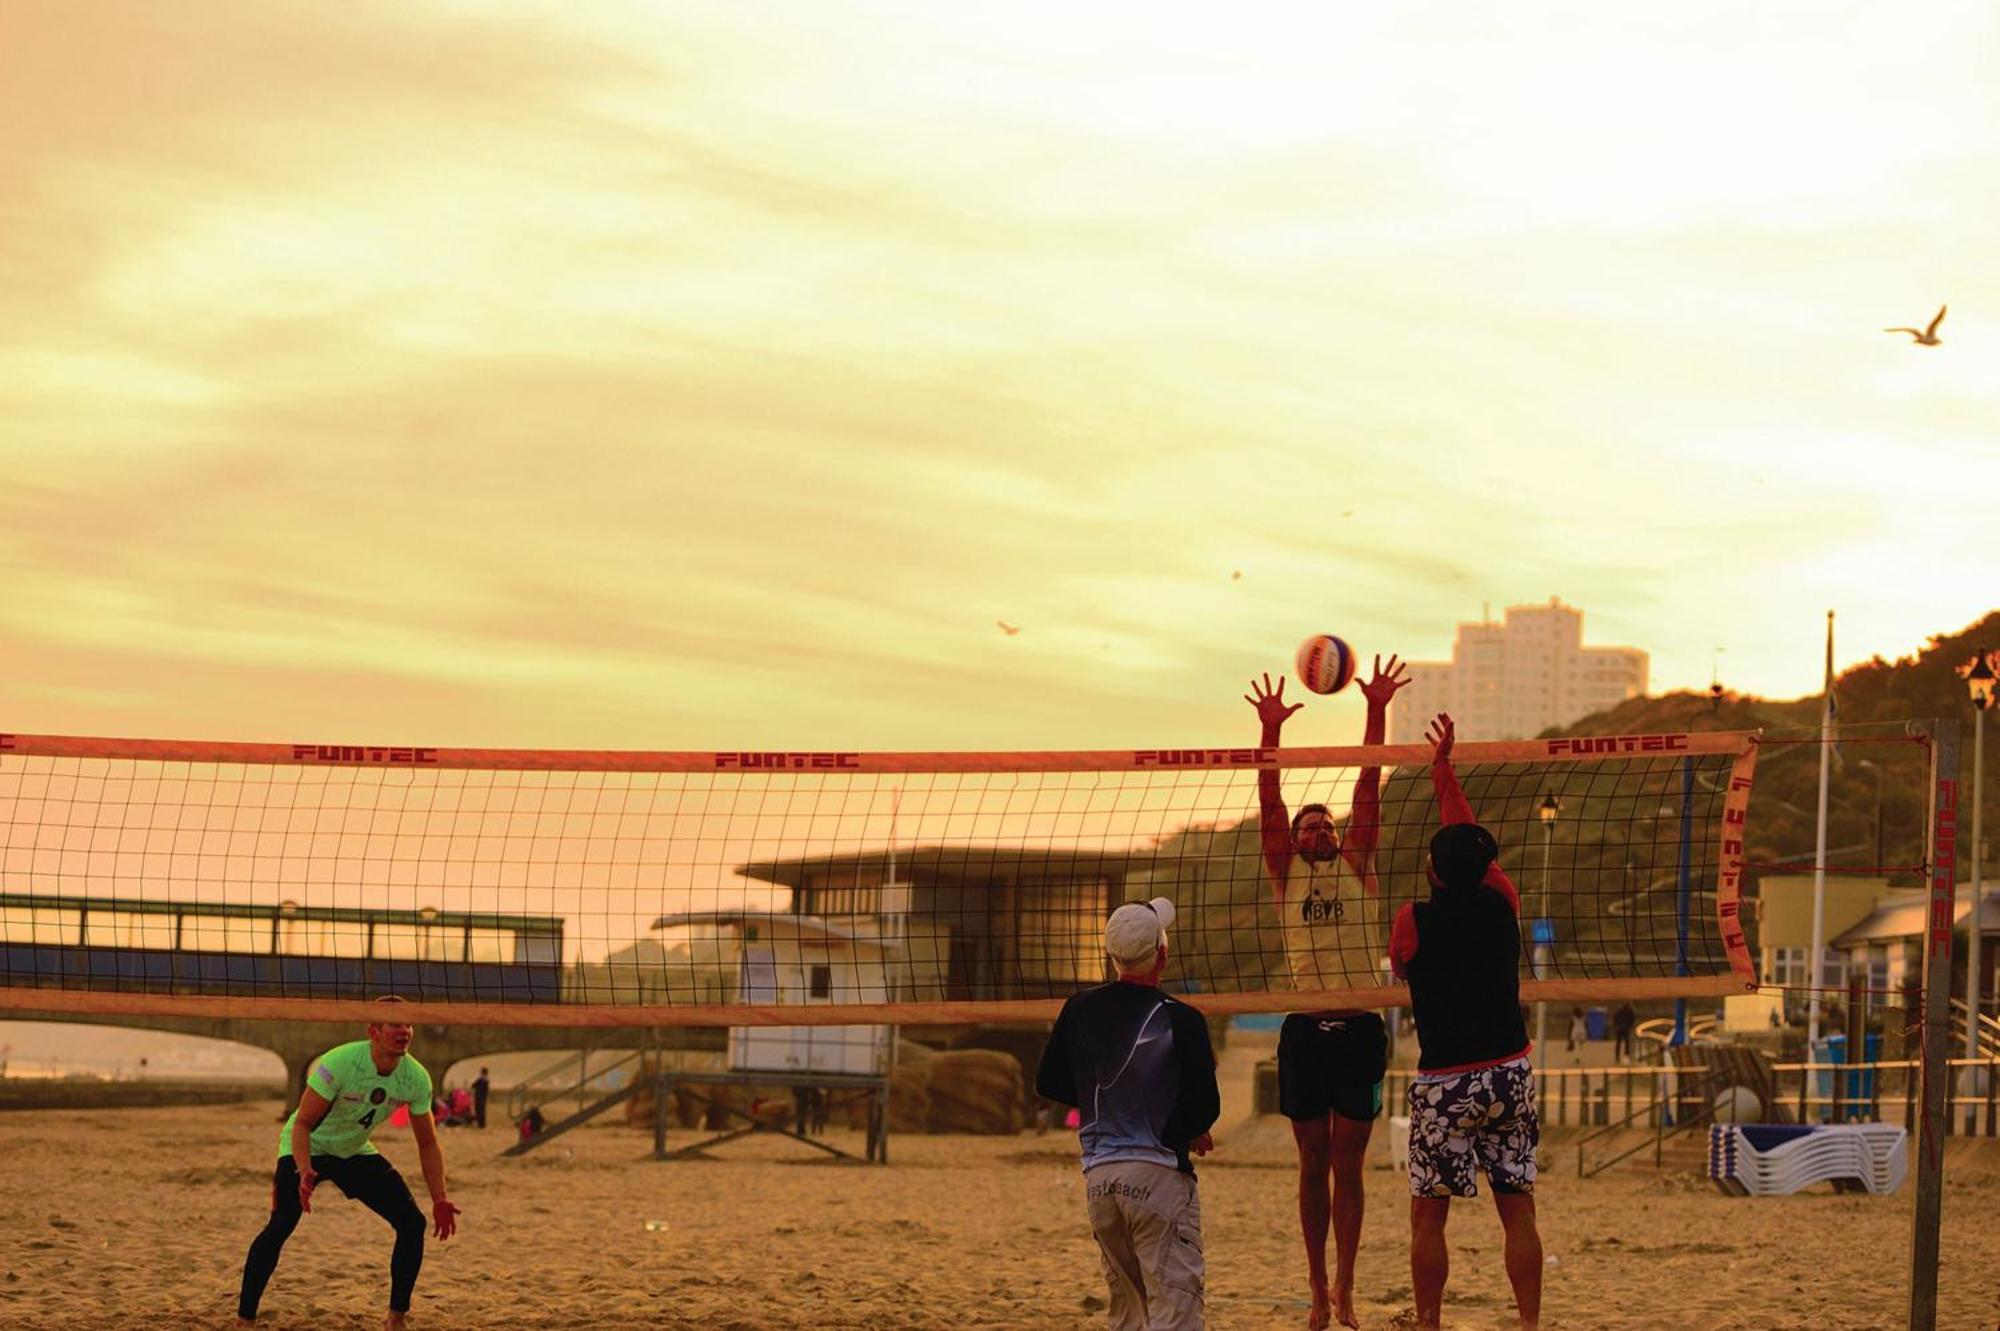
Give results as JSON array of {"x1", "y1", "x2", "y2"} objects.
[{"x1": 4, "y1": 0, "x2": 2000, "y2": 752}]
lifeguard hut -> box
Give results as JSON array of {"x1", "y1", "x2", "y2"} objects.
[
  {"x1": 650, "y1": 909, "x2": 897, "y2": 1077},
  {"x1": 644, "y1": 907, "x2": 901, "y2": 1161}
]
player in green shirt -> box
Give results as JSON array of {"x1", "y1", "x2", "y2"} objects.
[{"x1": 236, "y1": 997, "x2": 461, "y2": 1328}]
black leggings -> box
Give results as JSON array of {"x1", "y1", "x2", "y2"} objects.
[{"x1": 238, "y1": 1154, "x2": 427, "y2": 1319}]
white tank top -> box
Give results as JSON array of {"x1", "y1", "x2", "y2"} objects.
[{"x1": 1281, "y1": 855, "x2": 1387, "y2": 995}]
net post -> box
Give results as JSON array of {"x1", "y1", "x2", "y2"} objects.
[
  {"x1": 1673, "y1": 756, "x2": 1695, "y2": 1043},
  {"x1": 1907, "y1": 718, "x2": 1959, "y2": 1330}
]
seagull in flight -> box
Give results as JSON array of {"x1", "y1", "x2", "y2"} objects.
[
  {"x1": 996, "y1": 620, "x2": 1020, "y2": 636},
  {"x1": 1884, "y1": 305, "x2": 1946, "y2": 346}
]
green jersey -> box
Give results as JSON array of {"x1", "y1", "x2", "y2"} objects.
[{"x1": 278, "y1": 1040, "x2": 434, "y2": 1159}]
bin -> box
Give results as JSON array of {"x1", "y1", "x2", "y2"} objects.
[
  {"x1": 1809, "y1": 1035, "x2": 1844, "y2": 1123},
  {"x1": 1585, "y1": 1007, "x2": 1609, "y2": 1041}
]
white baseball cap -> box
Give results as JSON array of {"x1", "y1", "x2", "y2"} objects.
[{"x1": 1104, "y1": 897, "x2": 1177, "y2": 966}]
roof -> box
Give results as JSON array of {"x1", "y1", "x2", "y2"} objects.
[
  {"x1": 1831, "y1": 889, "x2": 2000, "y2": 946},
  {"x1": 650, "y1": 910, "x2": 898, "y2": 948},
  {"x1": 734, "y1": 844, "x2": 1149, "y2": 890},
  {"x1": 0, "y1": 891, "x2": 562, "y2": 934}
]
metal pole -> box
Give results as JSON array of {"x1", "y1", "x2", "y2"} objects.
[
  {"x1": 1907, "y1": 718, "x2": 1960, "y2": 1331},
  {"x1": 1673, "y1": 758, "x2": 1694, "y2": 1045},
  {"x1": 1969, "y1": 706, "x2": 1984, "y2": 1066},
  {"x1": 1809, "y1": 611, "x2": 1835, "y2": 1047},
  {"x1": 1534, "y1": 821, "x2": 1552, "y2": 1063}
]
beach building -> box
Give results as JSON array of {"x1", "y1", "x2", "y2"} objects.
[
  {"x1": 1388, "y1": 597, "x2": 1649, "y2": 743},
  {"x1": 734, "y1": 846, "x2": 1146, "y2": 1003},
  {"x1": 1757, "y1": 873, "x2": 2000, "y2": 1023}
]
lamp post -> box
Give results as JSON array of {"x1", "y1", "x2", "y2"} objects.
[
  {"x1": 1535, "y1": 793, "x2": 1561, "y2": 1063},
  {"x1": 1966, "y1": 651, "x2": 1994, "y2": 1064},
  {"x1": 1855, "y1": 759, "x2": 1885, "y2": 870}
]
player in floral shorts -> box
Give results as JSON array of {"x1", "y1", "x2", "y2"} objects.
[
  {"x1": 1389, "y1": 714, "x2": 1546, "y2": 1330},
  {"x1": 1406, "y1": 1059, "x2": 1538, "y2": 1198}
]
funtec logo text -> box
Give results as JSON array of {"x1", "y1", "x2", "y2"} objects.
[
  {"x1": 1543, "y1": 735, "x2": 1689, "y2": 756},
  {"x1": 714, "y1": 752, "x2": 861, "y2": 769},
  {"x1": 1132, "y1": 748, "x2": 1273, "y2": 767},
  {"x1": 292, "y1": 744, "x2": 439, "y2": 764}
]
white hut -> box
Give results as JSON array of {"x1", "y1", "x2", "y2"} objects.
[{"x1": 651, "y1": 911, "x2": 895, "y2": 1076}]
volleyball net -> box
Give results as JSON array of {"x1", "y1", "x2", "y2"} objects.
[{"x1": 0, "y1": 729, "x2": 1758, "y2": 1026}]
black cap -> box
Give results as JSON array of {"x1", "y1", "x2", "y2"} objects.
[{"x1": 1429, "y1": 823, "x2": 1499, "y2": 889}]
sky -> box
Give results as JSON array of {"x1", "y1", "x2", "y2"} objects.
[{"x1": 5, "y1": 1, "x2": 1999, "y2": 755}]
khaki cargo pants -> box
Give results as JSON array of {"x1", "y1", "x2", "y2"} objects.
[{"x1": 1083, "y1": 1160, "x2": 1204, "y2": 1330}]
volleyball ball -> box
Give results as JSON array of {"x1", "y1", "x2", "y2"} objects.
[{"x1": 1294, "y1": 634, "x2": 1358, "y2": 695}]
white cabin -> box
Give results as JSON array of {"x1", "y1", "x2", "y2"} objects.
[{"x1": 650, "y1": 911, "x2": 894, "y2": 1077}]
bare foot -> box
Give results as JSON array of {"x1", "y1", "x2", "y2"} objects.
[
  {"x1": 384, "y1": 1313, "x2": 407, "y2": 1331},
  {"x1": 1334, "y1": 1286, "x2": 1360, "y2": 1329},
  {"x1": 1308, "y1": 1283, "x2": 1332, "y2": 1331}
]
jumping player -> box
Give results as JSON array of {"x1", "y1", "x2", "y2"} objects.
[
  {"x1": 1390, "y1": 713, "x2": 1544, "y2": 1330},
  {"x1": 236, "y1": 996, "x2": 461, "y2": 1328},
  {"x1": 1247, "y1": 655, "x2": 1408, "y2": 1331}
]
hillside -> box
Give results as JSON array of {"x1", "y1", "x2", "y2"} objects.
[{"x1": 1542, "y1": 609, "x2": 2000, "y2": 880}]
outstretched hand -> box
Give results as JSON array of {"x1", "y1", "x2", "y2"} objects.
[
  {"x1": 431, "y1": 1198, "x2": 461, "y2": 1241},
  {"x1": 1425, "y1": 712, "x2": 1456, "y2": 762},
  {"x1": 1355, "y1": 653, "x2": 1409, "y2": 707},
  {"x1": 1244, "y1": 673, "x2": 1303, "y2": 729}
]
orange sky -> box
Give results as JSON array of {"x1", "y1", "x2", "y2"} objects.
[{"x1": 4, "y1": 2, "x2": 1998, "y2": 754}]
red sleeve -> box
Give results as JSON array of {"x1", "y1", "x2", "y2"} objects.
[
  {"x1": 1389, "y1": 903, "x2": 1419, "y2": 977},
  {"x1": 1433, "y1": 757, "x2": 1519, "y2": 911},
  {"x1": 1431, "y1": 758, "x2": 1476, "y2": 826}
]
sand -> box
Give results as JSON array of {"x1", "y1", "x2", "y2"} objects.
[{"x1": 2, "y1": 1095, "x2": 1997, "y2": 1331}]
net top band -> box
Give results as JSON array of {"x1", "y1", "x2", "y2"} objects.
[{"x1": 0, "y1": 729, "x2": 1760, "y2": 773}]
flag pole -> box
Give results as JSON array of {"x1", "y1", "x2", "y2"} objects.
[{"x1": 1808, "y1": 610, "x2": 1835, "y2": 1047}]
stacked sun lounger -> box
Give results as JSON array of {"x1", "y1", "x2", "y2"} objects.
[{"x1": 1706, "y1": 1123, "x2": 1908, "y2": 1196}]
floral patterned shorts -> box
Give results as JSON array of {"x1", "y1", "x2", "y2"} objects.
[{"x1": 1406, "y1": 1059, "x2": 1538, "y2": 1198}]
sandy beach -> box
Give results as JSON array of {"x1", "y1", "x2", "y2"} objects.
[{"x1": 2, "y1": 1091, "x2": 1996, "y2": 1331}]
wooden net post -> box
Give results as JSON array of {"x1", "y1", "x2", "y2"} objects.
[{"x1": 1907, "y1": 719, "x2": 1958, "y2": 1330}]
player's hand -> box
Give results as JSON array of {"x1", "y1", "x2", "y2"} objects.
[
  {"x1": 1355, "y1": 654, "x2": 1409, "y2": 707},
  {"x1": 431, "y1": 1198, "x2": 461, "y2": 1241},
  {"x1": 297, "y1": 1166, "x2": 319, "y2": 1213},
  {"x1": 1426, "y1": 713, "x2": 1455, "y2": 762},
  {"x1": 1244, "y1": 673, "x2": 1303, "y2": 729},
  {"x1": 1188, "y1": 1132, "x2": 1214, "y2": 1157}
]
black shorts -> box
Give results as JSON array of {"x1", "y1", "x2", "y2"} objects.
[{"x1": 1278, "y1": 1012, "x2": 1388, "y2": 1123}]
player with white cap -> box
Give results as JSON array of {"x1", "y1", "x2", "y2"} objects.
[{"x1": 1036, "y1": 897, "x2": 1220, "y2": 1331}]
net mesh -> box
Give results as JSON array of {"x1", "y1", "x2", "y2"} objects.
[{"x1": 0, "y1": 730, "x2": 1757, "y2": 1025}]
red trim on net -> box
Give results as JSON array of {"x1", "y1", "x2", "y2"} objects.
[
  {"x1": 1718, "y1": 741, "x2": 1761, "y2": 986},
  {"x1": 0, "y1": 731, "x2": 1761, "y2": 773}
]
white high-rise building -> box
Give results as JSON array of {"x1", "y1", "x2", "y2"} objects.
[{"x1": 1389, "y1": 598, "x2": 1648, "y2": 743}]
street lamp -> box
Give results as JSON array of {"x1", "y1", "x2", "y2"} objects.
[
  {"x1": 1965, "y1": 651, "x2": 1995, "y2": 1067},
  {"x1": 1855, "y1": 759, "x2": 1885, "y2": 870},
  {"x1": 1535, "y1": 793, "x2": 1561, "y2": 1063}
]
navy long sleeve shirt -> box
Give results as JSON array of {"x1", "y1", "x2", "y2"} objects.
[{"x1": 1035, "y1": 981, "x2": 1220, "y2": 1174}]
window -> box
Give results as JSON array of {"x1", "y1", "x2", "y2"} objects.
[
  {"x1": 372, "y1": 922, "x2": 463, "y2": 961},
  {"x1": 467, "y1": 928, "x2": 515, "y2": 963},
  {"x1": 84, "y1": 911, "x2": 177, "y2": 950},
  {"x1": 179, "y1": 914, "x2": 271, "y2": 953},
  {"x1": 1, "y1": 906, "x2": 80, "y2": 946},
  {"x1": 278, "y1": 917, "x2": 370, "y2": 959}
]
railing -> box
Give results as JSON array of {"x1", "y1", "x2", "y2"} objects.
[
  {"x1": 1385, "y1": 1064, "x2": 1707, "y2": 1132},
  {"x1": 1385, "y1": 1063, "x2": 1721, "y2": 1178},
  {"x1": 1769, "y1": 1058, "x2": 2000, "y2": 1137},
  {"x1": 505, "y1": 1046, "x2": 634, "y2": 1123},
  {"x1": 1947, "y1": 999, "x2": 2000, "y2": 1059}
]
